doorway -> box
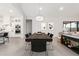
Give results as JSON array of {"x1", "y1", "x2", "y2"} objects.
[{"x1": 26, "y1": 20, "x2": 32, "y2": 34}]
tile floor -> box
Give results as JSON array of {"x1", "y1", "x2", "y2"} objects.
[{"x1": 0, "y1": 37, "x2": 78, "y2": 56}]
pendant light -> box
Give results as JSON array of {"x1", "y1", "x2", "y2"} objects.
[{"x1": 36, "y1": 4, "x2": 44, "y2": 21}]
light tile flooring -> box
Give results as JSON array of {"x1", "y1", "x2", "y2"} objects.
[{"x1": 0, "y1": 37, "x2": 78, "y2": 56}]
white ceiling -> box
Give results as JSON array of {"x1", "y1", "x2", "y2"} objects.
[
  {"x1": 20, "y1": 3, "x2": 79, "y2": 18},
  {"x1": 0, "y1": 3, "x2": 23, "y2": 16},
  {"x1": 1, "y1": 3, "x2": 79, "y2": 18}
]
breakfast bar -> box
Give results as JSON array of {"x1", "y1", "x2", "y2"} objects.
[{"x1": 61, "y1": 34, "x2": 79, "y2": 54}]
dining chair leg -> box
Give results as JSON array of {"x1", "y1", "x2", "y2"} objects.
[
  {"x1": 25, "y1": 42, "x2": 29, "y2": 50},
  {"x1": 49, "y1": 42, "x2": 53, "y2": 49},
  {"x1": 8, "y1": 37, "x2": 9, "y2": 42},
  {"x1": 3, "y1": 37, "x2": 5, "y2": 44},
  {"x1": 4, "y1": 37, "x2": 9, "y2": 43},
  {"x1": 25, "y1": 42, "x2": 32, "y2": 56},
  {"x1": 7, "y1": 37, "x2": 9, "y2": 42}
]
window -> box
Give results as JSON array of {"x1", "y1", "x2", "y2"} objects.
[
  {"x1": 63, "y1": 21, "x2": 78, "y2": 32},
  {"x1": 71, "y1": 22, "x2": 77, "y2": 31},
  {"x1": 65, "y1": 23, "x2": 71, "y2": 32}
]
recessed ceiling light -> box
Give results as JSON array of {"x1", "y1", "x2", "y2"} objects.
[
  {"x1": 9, "y1": 9, "x2": 13, "y2": 13},
  {"x1": 39, "y1": 7, "x2": 42, "y2": 10},
  {"x1": 59, "y1": 7, "x2": 64, "y2": 11}
]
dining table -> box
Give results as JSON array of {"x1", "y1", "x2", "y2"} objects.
[{"x1": 25, "y1": 33, "x2": 52, "y2": 52}]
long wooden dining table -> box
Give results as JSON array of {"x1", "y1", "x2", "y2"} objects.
[{"x1": 25, "y1": 33, "x2": 52, "y2": 52}]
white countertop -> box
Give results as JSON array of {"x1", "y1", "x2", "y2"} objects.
[{"x1": 63, "y1": 34, "x2": 79, "y2": 39}]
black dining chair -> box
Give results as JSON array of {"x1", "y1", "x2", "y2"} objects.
[
  {"x1": 25, "y1": 33, "x2": 32, "y2": 42},
  {"x1": 31, "y1": 40, "x2": 48, "y2": 55},
  {"x1": 25, "y1": 34, "x2": 31, "y2": 50},
  {"x1": 47, "y1": 33, "x2": 53, "y2": 50},
  {"x1": 47, "y1": 33, "x2": 50, "y2": 36},
  {"x1": 50, "y1": 34, "x2": 53, "y2": 38},
  {"x1": 25, "y1": 34, "x2": 30, "y2": 42},
  {"x1": 29, "y1": 33, "x2": 31, "y2": 36},
  {"x1": 31, "y1": 40, "x2": 46, "y2": 52},
  {"x1": 3, "y1": 32, "x2": 9, "y2": 42},
  {"x1": 25, "y1": 34, "x2": 29, "y2": 38}
]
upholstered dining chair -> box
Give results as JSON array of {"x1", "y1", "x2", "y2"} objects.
[
  {"x1": 47, "y1": 33, "x2": 53, "y2": 50},
  {"x1": 25, "y1": 34, "x2": 31, "y2": 50},
  {"x1": 50, "y1": 34, "x2": 53, "y2": 38},
  {"x1": 4, "y1": 32, "x2": 9, "y2": 42},
  {"x1": 47, "y1": 33, "x2": 50, "y2": 36},
  {"x1": 31, "y1": 40, "x2": 48, "y2": 56},
  {"x1": 25, "y1": 34, "x2": 29, "y2": 38},
  {"x1": 29, "y1": 33, "x2": 31, "y2": 36}
]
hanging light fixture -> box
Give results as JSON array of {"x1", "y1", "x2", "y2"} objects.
[
  {"x1": 36, "y1": 15, "x2": 44, "y2": 21},
  {"x1": 36, "y1": 4, "x2": 44, "y2": 21}
]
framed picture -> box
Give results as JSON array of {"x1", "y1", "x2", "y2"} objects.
[
  {"x1": 41, "y1": 23, "x2": 46, "y2": 30},
  {"x1": 15, "y1": 25, "x2": 21, "y2": 34},
  {"x1": 48, "y1": 22, "x2": 54, "y2": 30}
]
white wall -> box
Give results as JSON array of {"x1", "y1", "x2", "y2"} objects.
[
  {"x1": 1, "y1": 4, "x2": 79, "y2": 38},
  {"x1": 0, "y1": 3, "x2": 25, "y2": 38},
  {"x1": 31, "y1": 17, "x2": 63, "y2": 37},
  {"x1": 28, "y1": 16, "x2": 79, "y2": 37},
  {"x1": 0, "y1": 16, "x2": 24, "y2": 38},
  {"x1": 9, "y1": 16, "x2": 24, "y2": 38}
]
